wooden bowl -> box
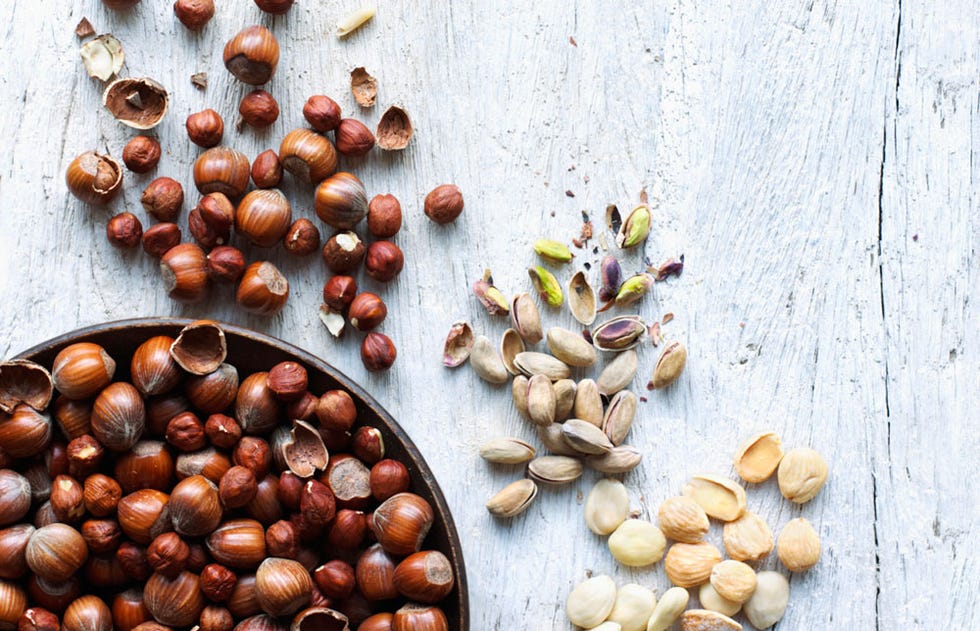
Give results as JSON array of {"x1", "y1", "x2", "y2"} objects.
[{"x1": 15, "y1": 317, "x2": 469, "y2": 629}]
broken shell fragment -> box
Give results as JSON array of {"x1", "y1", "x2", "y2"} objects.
[
  {"x1": 0, "y1": 360, "x2": 54, "y2": 414},
  {"x1": 552, "y1": 379, "x2": 576, "y2": 421},
  {"x1": 601, "y1": 390, "x2": 637, "y2": 446},
  {"x1": 291, "y1": 607, "x2": 350, "y2": 630},
  {"x1": 80, "y1": 34, "x2": 124, "y2": 81},
  {"x1": 170, "y1": 320, "x2": 228, "y2": 375},
  {"x1": 470, "y1": 335, "x2": 509, "y2": 384},
  {"x1": 649, "y1": 341, "x2": 687, "y2": 389},
  {"x1": 616, "y1": 204, "x2": 651, "y2": 249},
  {"x1": 473, "y1": 270, "x2": 510, "y2": 316},
  {"x1": 102, "y1": 77, "x2": 169, "y2": 129},
  {"x1": 526, "y1": 374, "x2": 557, "y2": 427},
  {"x1": 680, "y1": 610, "x2": 742, "y2": 631},
  {"x1": 614, "y1": 273, "x2": 654, "y2": 307},
  {"x1": 513, "y1": 352, "x2": 571, "y2": 381},
  {"x1": 592, "y1": 315, "x2": 646, "y2": 352},
  {"x1": 528, "y1": 266, "x2": 563, "y2": 307},
  {"x1": 318, "y1": 305, "x2": 345, "y2": 338},
  {"x1": 588, "y1": 445, "x2": 643, "y2": 474},
  {"x1": 573, "y1": 378, "x2": 604, "y2": 426},
  {"x1": 527, "y1": 455, "x2": 583, "y2": 485},
  {"x1": 486, "y1": 478, "x2": 537, "y2": 518},
  {"x1": 376, "y1": 105, "x2": 413, "y2": 150},
  {"x1": 597, "y1": 350, "x2": 638, "y2": 397},
  {"x1": 350, "y1": 67, "x2": 377, "y2": 107},
  {"x1": 281, "y1": 420, "x2": 329, "y2": 478},
  {"x1": 598, "y1": 256, "x2": 622, "y2": 303},
  {"x1": 533, "y1": 239, "x2": 573, "y2": 264},
  {"x1": 568, "y1": 271, "x2": 597, "y2": 326},
  {"x1": 510, "y1": 293, "x2": 543, "y2": 344},
  {"x1": 546, "y1": 327, "x2": 597, "y2": 367},
  {"x1": 442, "y1": 320, "x2": 474, "y2": 368},
  {"x1": 479, "y1": 437, "x2": 535, "y2": 464},
  {"x1": 499, "y1": 328, "x2": 525, "y2": 375},
  {"x1": 562, "y1": 418, "x2": 614, "y2": 455}
]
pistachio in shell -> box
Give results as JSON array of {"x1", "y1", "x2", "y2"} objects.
[
  {"x1": 616, "y1": 204, "x2": 651, "y2": 248},
  {"x1": 170, "y1": 320, "x2": 228, "y2": 375},
  {"x1": 486, "y1": 478, "x2": 538, "y2": 518},
  {"x1": 528, "y1": 266, "x2": 563, "y2": 307},
  {"x1": 592, "y1": 315, "x2": 646, "y2": 352},
  {"x1": 568, "y1": 271, "x2": 597, "y2": 325},
  {"x1": 350, "y1": 67, "x2": 377, "y2": 107},
  {"x1": 473, "y1": 270, "x2": 509, "y2": 316},
  {"x1": 79, "y1": 34, "x2": 124, "y2": 81},
  {"x1": 102, "y1": 77, "x2": 169, "y2": 129},
  {"x1": 376, "y1": 105, "x2": 413, "y2": 151},
  {"x1": 649, "y1": 341, "x2": 687, "y2": 389},
  {"x1": 479, "y1": 437, "x2": 536, "y2": 465},
  {"x1": 0, "y1": 360, "x2": 53, "y2": 414},
  {"x1": 281, "y1": 420, "x2": 329, "y2": 478},
  {"x1": 470, "y1": 335, "x2": 508, "y2": 384},
  {"x1": 442, "y1": 320, "x2": 474, "y2": 368},
  {"x1": 597, "y1": 349, "x2": 638, "y2": 397},
  {"x1": 527, "y1": 455, "x2": 583, "y2": 485},
  {"x1": 511, "y1": 292, "x2": 543, "y2": 344},
  {"x1": 500, "y1": 328, "x2": 525, "y2": 375}
]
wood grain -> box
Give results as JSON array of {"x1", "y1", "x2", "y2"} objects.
[{"x1": 0, "y1": 1, "x2": 975, "y2": 628}]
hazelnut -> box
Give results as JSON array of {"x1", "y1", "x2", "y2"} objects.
[
  {"x1": 161, "y1": 243, "x2": 210, "y2": 303},
  {"x1": 314, "y1": 172, "x2": 368, "y2": 229},
  {"x1": 251, "y1": 150, "x2": 282, "y2": 188},
  {"x1": 17, "y1": 606, "x2": 59, "y2": 631},
  {"x1": 49, "y1": 475, "x2": 84, "y2": 523},
  {"x1": 206, "y1": 245, "x2": 246, "y2": 283},
  {"x1": 141, "y1": 177, "x2": 184, "y2": 222},
  {"x1": 106, "y1": 212, "x2": 144, "y2": 249},
  {"x1": 25, "y1": 524, "x2": 89, "y2": 582},
  {"x1": 0, "y1": 405, "x2": 52, "y2": 459},
  {"x1": 188, "y1": 207, "x2": 224, "y2": 249},
  {"x1": 254, "y1": 557, "x2": 311, "y2": 617},
  {"x1": 224, "y1": 25, "x2": 280, "y2": 85},
  {"x1": 169, "y1": 475, "x2": 222, "y2": 537},
  {"x1": 237, "y1": 261, "x2": 289, "y2": 316},
  {"x1": 393, "y1": 550, "x2": 454, "y2": 603},
  {"x1": 80, "y1": 518, "x2": 122, "y2": 555},
  {"x1": 204, "y1": 413, "x2": 242, "y2": 449},
  {"x1": 166, "y1": 411, "x2": 207, "y2": 452},
  {"x1": 424, "y1": 184, "x2": 464, "y2": 224},
  {"x1": 66, "y1": 435, "x2": 104, "y2": 478},
  {"x1": 147, "y1": 532, "x2": 190, "y2": 578},
  {"x1": 371, "y1": 493, "x2": 434, "y2": 556},
  {"x1": 367, "y1": 193, "x2": 402, "y2": 238},
  {"x1": 355, "y1": 544, "x2": 398, "y2": 601},
  {"x1": 65, "y1": 151, "x2": 123, "y2": 205},
  {"x1": 348, "y1": 292, "x2": 387, "y2": 332},
  {"x1": 199, "y1": 605, "x2": 234, "y2": 631},
  {"x1": 110, "y1": 589, "x2": 148, "y2": 631},
  {"x1": 276, "y1": 472, "x2": 303, "y2": 510},
  {"x1": 245, "y1": 475, "x2": 282, "y2": 526},
  {"x1": 187, "y1": 543, "x2": 208, "y2": 574},
  {"x1": 235, "y1": 185, "x2": 293, "y2": 247},
  {"x1": 324, "y1": 455, "x2": 372, "y2": 511},
  {"x1": 197, "y1": 192, "x2": 236, "y2": 234},
  {"x1": 115, "y1": 542, "x2": 151, "y2": 582},
  {"x1": 239, "y1": 90, "x2": 280, "y2": 129},
  {"x1": 361, "y1": 332, "x2": 397, "y2": 372},
  {"x1": 235, "y1": 373, "x2": 280, "y2": 436},
  {"x1": 352, "y1": 426, "x2": 385, "y2": 464},
  {"x1": 283, "y1": 218, "x2": 320, "y2": 256},
  {"x1": 327, "y1": 509, "x2": 367, "y2": 549},
  {"x1": 285, "y1": 391, "x2": 317, "y2": 422},
  {"x1": 313, "y1": 559, "x2": 355, "y2": 600},
  {"x1": 303, "y1": 95, "x2": 342, "y2": 132},
  {"x1": 194, "y1": 147, "x2": 251, "y2": 199},
  {"x1": 83, "y1": 473, "x2": 122, "y2": 517},
  {"x1": 62, "y1": 595, "x2": 113, "y2": 631},
  {"x1": 200, "y1": 563, "x2": 237, "y2": 602},
  {"x1": 141, "y1": 222, "x2": 181, "y2": 257},
  {"x1": 265, "y1": 362, "x2": 307, "y2": 401},
  {"x1": 335, "y1": 118, "x2": 375, "y2": 156},
  {"x1": 185, "y1": 367, "x2": 239, "y2": 417},
  {"x1": 205, "y1": 519, "x2": 266, "y2": 573},
  {"x1": 174, "y1": 0, "x2": 215, "y2": 30},
  {"x1": 314, "y1": 390, "x2": 357, "y2": 432},
  {"x1": 321, "y1": 231, "x2": 365, "y2": 273},
  {"x1": 264, "y1": 520, "x2": 299, "y2": 559},
  {"x1": 218, "y1": 466, "x2": 257, "y2": 509},
  {"x1": 300, "y1": 480, "x2": 336, "y2": 528},
  {"x1": 144, "y1": 571, "x2": 206, "y2": 627},
  {"x1": 114, "y1": 441, "x2": 174, "y2": 493},
  {"x1": 364, "y1": 241, "x2": 404, "y2": 282},
  {"x1": 254, "y1": 0, "x2": 294, "y2": 14},
  {"x1": 53, "y1": 397, "x2": 93, "y2": 442},
  {"x1": 91, "y1": 382, "x2": 145, "y2": 452},
  {"x1": 26, "y1": 574, "x2": 81, "y2": 613},
  {"x1": 233, "y1": 436, "x2": 272, "y2": 479},
  {"x1": 322, "y1": 275, "x2": 357, "y2": 313},
  {"x1": 122, "y1": 135, "x2": 161, "y2": 173},
  {"x1": 186, "y1": 109, "x2": 224, "y2": 148},
  {"x1": 130, "y1": 335, "x2": 181, "y2": 397},
  {"x1": 0, "y1": 472, "x2": 32, "y2": 526},
  {"x1": 117, "y1": 489, "x2": 171, "y2": 545},
  {"x1": 279, "y1": 129, "x2": 338, "y2": 185},
  {"x1": 391, "y1": 603, "x2": 448, "y2": 631}
]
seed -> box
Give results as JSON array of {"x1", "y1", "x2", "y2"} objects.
[
  {"x1": 513, "y1": 351, "x2": 571, "y2": 381},
  {"x1": 597, "y1": 350, "x2": 638, "y2": 397},
  {"x1": 510, "y1": 292, "x2": 543, "y2": 344},
  {"x1": 664, "y1": 541, "x2": 722, "y2": 587},
  {"x1": 649, "y1": 341, "x2": 687, "y2": 389},
  {"x1": 526, "y1": 455, "x2": 583, "y2": 485},
  {"x1": 658, "y1": 495, "x2": 710, "y2": 543},
  {"x1": 698, "y1": 582, "x2": 741, "y2": 617},
  {"x1": 744, "y1": 571, "x2": 790, "y2": 628},
  {"x1": 733, "y1": 431, "x2": 784, "y2": 483},
  {"x1": 607, "y1": 520, "x2": 666, "y2": 567},
  {"x1": 528, "y1": 266, "x2": 563, "y2": 307},
  {"x1": 469, "y1": 335, "x2": 509, "y2": 384},
  {"x1": 584, "y1": 478, "x2": 629, "y2": 535},
  {"x1": 722, "y1": 511, "x2": 773, "y2": 561},
  {"x1": 485, "y1": 478, "x2": 538, "y2": 518},
  {"x1": 478, "y1": 437, "x2": 535, "y2": 464},
  {"x1": 526, "y1": 374, "x2": 557, "y2": 427},
  {"x1": 710, "y1": 559, "x2": 757, "y2": 604},
  {"x1": 614, "y1": 273, "x2": 653, "y2": 307},
  {"x1": 552, "y1": 379, "x2": 576, "y2": 421},
  {"x1": 682, "y1": 474, "x2": 746, "y2": 522},
  {"x1": 608, "y1": 583, "x2": 656, "y2": 631},
  {"x1": 588, "y1": 445, "x2": 643, "y2": 474},
  {"x1": 565, "y1": 574, "x2": 617, "y2": 628},
  {"x1": 646, "y1": 586, "x2": 689, "y2": 631},
  {"x1": 598, "y1": 256, "x2": 622, "y2": 303},
  {"x1": 777, "y1": 447, "x2": 828, "y2": 504},
  {"x1": 573, "y1": 378, "x2": 604, "y2": 426},
  {"x1": 533, "y1": 238, "x2": 573, "y2": 263},
  {"x1": 592, "y1": 315, "x2": 646, "y2": 352},
  {"x1": 601, "y1": 390, "x2": 637, "y2": 446},
  {"x1": 337, "y1": 5, "x2": 376, "y2": 37},
  {"x1": 777, "y1": 517, "x2": 821, "y2": 571},
  {"x1": 616, "y1": 204, "x2": 651, "y2": 249},
  {"x1": 546, "y1": 327, "x2": 597, "y2": 367},
  {"x1": 562, "y1": 419, "x2": 614, "y2": 455}
]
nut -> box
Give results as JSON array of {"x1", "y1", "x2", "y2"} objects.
[
  {"x1": 361, "y1": 333, "x2": 397, "y2": 372},
  {"x1": 615, "y1": 273, "x2": 654, "y2": 307},
  {"x1": 102, "y1": 77, "x2": 169, "y2": 129},
  {"x1": 709, "y1": 559, "x2": 757, "y2": 603},
  {"x1": 106, "y1": 212, "x2": 144, "y2": 249},
  {"x1": 147, "y1": 532, "x2": 190, "y2": 578},
  {"x1": 372, "y1": 493, "x2": 433, "y2": 555},
  {"x1": 565, "y1": 574, "x2": 616, "y2": 628},
  {"x1": 62, "y1": 595, "x2": 113, "y2": 631},
  {"x1": 601, "y1": 389, "x2": 637, "y2": 446},
  {"x1": 142, "y1": 223, "x2": 181, "y2": 257},
  {"x1": 219, "y1": 465, "x2": 258, "y2": 509},
  {"x1": 351, "y1": 426, "x2": 384, "y2": 463},
  {"x1": 239, "y1": 90, "x2": 280, "y2": 129},
  {"x1": 682, "y1": 474, "x2": 746, "y2": 522},
  {"x1": 194, "y1": 147, "x2": 251, "y2": 198},
  {"x1": 142, "y1": 177, "x2": 184, "y2": 221},
  {"x1": 50, "y1": 475, "x2": 84, "y2": 522},
  {"x1": 313, "y1": 560, "x2": 355, "y2": 599},
  {"x1": 596, "y1": 349, "x2": 638, "y2": 397},
  {"x1": 722, "y1": 511, "x2": 773, "y2": 561},
  {"x1": 592, "y1": 315, "x2": 646, "y2": 352},
  {"x1": 658, "y1": 495, "x2": 710, "y2": 543},
  {"x1": 79, "y1": 33, "x2": 123, "y2": 80},
  {"x1": 223, "y1": 25, "x2": 280, "y2": 85},
  {"x1": 206, "y1": 519, "x2": 267, "y2": 570},
  {"x1": 236, "y1": 261, "x2": 289, "y2": 316},
  {"x1": 679, "y1": 609, "x2": 742, "y2": 631},
  {"x1": 166, "y1": 411, "x2": 206, "y2": 451},
  {"x1": 526, "y1": 374, "x2": 556, "y2": 426},
  {"x1": 649, "y1": 341, "x2": 687, "y2": 389},
  {"x1": 584, "y1": 478, "x2": 629, "y2": 535},
  {"x1": 66, "y1": 151, "x2": 123, "y2": 205},
  {"x1": 534, "y1": 238, "x2": 573, "y2": 264},
  {"x1": 322, "y1": 231, "x2": 366, "y2": 273},
  {"x1": 607, "y1": 583, "x2": 656, "y2": 631},
  {"x1": 733, "y1": 431, "x2": 784, "y2": 483},
  {"x1": 264, "y1": 520, "x2": 299, "y2": 559},
  {"x1": 561, "y1": 418, "x2": 613, "y2": 455},
  {"x1": 323, "y1": 276, "x2": 358, "y2": 312},
  {"x1": 423, "y1": 184, "x2": 463, "y2": 224},
  {"x1": 391, "y1": 604, "x2": 447, "y2": 631},
  {"x1": 510, "y1": 293, "x2": 543, "y2": 344},
  {"x1": 392, "y1": 550, "x2": 454, "y2": 604},
  {"x1": 528, "y1": 266, "x2": 563, "y2": 307},
  {"x1": 91, "y1": 382, "x2": 145, "y2": 451},
  {"x1": 573, "y1": 378, "x2": 603, "y2": 426},
  {"x1": 776, "y1": 517, "x2": 821, "y2": 571},
  {"x1": 186, "y1": 109, "x2": 224, "y2": 147},
  {"x1": 327, "y1": 509, "x2": 368, "y2": 549},
  {"x1": 83, "y1": 474, "x2": 121, "y2": 517},
  {"x1": 349, "y1": 293, "x2": 387, "y2": 331},
  {"x1": 646, "y1": 586, "x2": 690, "y2": 631},
  {"x1": 198, "y1": 192, "x2": 235, "y2": 234},
  {"x1": 315, "y1": 390, "x2": 356, "y2": 431},
  {"x1": 303, "y1": 95, "x2": 342, "y2": 132},
  {"x1": 370, "y1": 459, "x2": 409, "y2": 502},
  {"x1": 479, "y1": 437, "x2": 535, "y2": 465},
  {"x1": 174, "y1": 0, "x2": 215, "y2": 30},
  {"x1": 367, "y1": 194, "x2": 403, "y2": 238},
  {"x1": 607, "y1": 519, "x2": 666, "y2": 567},
  {"x1": 699, "y1": 582, "x2": 741, "y2": 617},
  {"x1": 283, "y1": 218, "x2": 320, "y2": 256},
  {"x1": 169, "y1": 474, "x2": 222, "y2": 536},
  {"x1": 0, "y1": 471, "x2": 32, "y2": 526},
  {"x1": 743, "y1": 571, "x2": 790, "y2": 629},
  {"x1": 469, "y1": 335, "x2": 508, "y2": 384},
  {"x1": 587, "y1": 445, "x2": 643, "y2": 474},
  {"x1": 207, "y1": 246, "x2": 246, "y2": 283},
  {"x1": 280, "y1": 129, "x2": 338, "y2": 185},
  {"x1": 254, "y1": 0, "x2": 294, "y2": 14},
  {"x1": 664, "y1": 541, "x2": 722, "y2": 588},
  {"x1": 546, "y1": 327, "x2": 597, "y2": 367},
  {"x1": 616, "y1": 204, "x2": 651, "y2": 248},
  {"x1": 26, "y1": 524, "x2": 88, "y2": 582},
  {"x1": 144, "y1": 571, "x2": 206, "y2": 626},
  {"x1": 251, "y1": 149, "x2": 282, "y2": 188},
  {"x1": 205, "y1": 413, "x2": 242, "y2": 449},
  {"x1": 526, "y1": 455, "x2": 583, "y2": 485},
  {"x1": 233, "y1": 436, "x2": 273, "y2": 478},
  {"x1": 513, "y1": 351, "x2": 571, "y2": 381},
  {"x1": 236, "y1": 189, "x2": 292, "y2": 247},
  {"x1": 777, "y1": 447, "x2": 828, "y2": 503},
  {"x1": 365, "y1": 241, "x2": 404, "y2": 282},
  {"x1": 122, "y1": 135, "x2": 161, "y2": 173},
  {"x1": 355, "y1": 544, "x2": 398, "y2": 601},
  {"x1": 315, "y1": 172, "x2": 368, "y2": 228},
  {"x1": 255, "y1": 557, "x2": 312, "y2": 617},
  {"x1": 335, "y1": 119, "x2": 375, "y2": 156},
  {"x1": 0, "y1": 405, "x2": 51, "y2": 459},
  {"x1": 0, "y1": 360, "x2": 52, "y2": 415}
]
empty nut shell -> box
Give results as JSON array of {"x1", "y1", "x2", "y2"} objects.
[
  {"x1": 376, "y1": 105, "x2": 413, "y2": 150},
  {"x1": 102, "y1": 77, "x2": 169, "y2": 129}
]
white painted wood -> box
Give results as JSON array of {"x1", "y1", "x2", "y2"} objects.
[{"x1": 0, "y1": 0, "x2": 975, "y2": 628}]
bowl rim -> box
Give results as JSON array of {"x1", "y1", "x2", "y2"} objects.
[{"x1": 13, "y1": 316, "x2": 469, "y2": 629}]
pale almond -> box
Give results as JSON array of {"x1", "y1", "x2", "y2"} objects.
[
  {"x1": 732, "y1": 431, "x2": 783, "y2": 483},
  {"x1": 683, "y1": 474, "x2": 746, "y2": 522},
  {"x1": 722, "y1": 510, "x2": 774, "y2": 561},
  {"x1": 709, "y1": 559, "x2": 757, "y2": 604},
  {"x1": 658, "y1": 495, "x2": 709, "y2": 543},
  {"x1": 777, "y1": 517, "x2": 821, "y2": 571},
  {"x1": 777, "y1": 447, "x2": 828, "y2": 503},
  {"x1": 698, "y1": 582, "x2": 740, "y2": 617},
  {"x1": 680, "y1": 609, "x2": 742, "y2": 631},
  {"x1": 664, "y1": 541, "x2": 722, "y2": 588}
]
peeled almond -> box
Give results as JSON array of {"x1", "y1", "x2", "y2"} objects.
[
  {"x1": 733, "y1": 431, "x2": 784, "y2": 483},
  {"x1": 682, "y1": 474, "x2": 746, "y2": 522}
]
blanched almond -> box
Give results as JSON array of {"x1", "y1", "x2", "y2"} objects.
[
  {"x1": 722, "y1": 510, "x2": 773, "y2": 561},
  {"x1": 646, "y1": 586, "x2": 689, "y2": 631},
  {"x1": 777, "y1": 517, "x2": 821, "y2": 571},
  {"x1": 664, "y1": 541, "x2": 722, "y2": 588},
  {"x1": 658, "y1": 496, "x2": 709, "y2": 543},
  {"x1": 698, "y1": 582, "x2": 740, "y2": 617},
  {"x1": 732, "y1": 431, "x2": 783, "y2": 483},
  {"x1": 565, "y1": 574, "x2": 617, "y2": 628},
  {"x1": 709, "y1": 560, "x2": 757, "y2": 604},
  {"x1": 683, "y1": 474, "x2": 746, "y2": 522},
  {"x1": 584, "y1": 478, "x2": 629, "y2": 535},
  {"x1": 777, "y1": 447, "x2": 828, "y2": 503},
  {"x1": 608, "y1": 583, "x2": 656, "y2": 631},
  {"x1": 608, "y1": 520, "x2": 666, "y2": 567}
]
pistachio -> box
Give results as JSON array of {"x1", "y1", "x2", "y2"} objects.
[
  {"x1": 553, "y1": 378, "x2": 577, "y2": 420},
  {"x1": 616, "y1": 204, "x2": 651, "y2": 248},
  {"x1": 510, "y1": 292, "x2": 543, "y2": 344},
  {"x1": 710, "y1": 560, "x2": 757, "y2": 604},
  {"x1": 777, "y1": 447, "x2": 828, "y2": 504},
  {"x1": 568, "y1": 271, "x2": 597, "y2": 325},
  {"x1": 547, "y1": 327, "x2": 598, "y2": 367},
  {"x1": 744, "y1": 571, "x2": 790, "y2": 629},
  {"x1": 679, "y1": 610, "x2": 741, "y2": 631},
  {"x1": 526, "y1": 455, "x2": 583, "y2": 485},
  {"x1": 562, "y1": 418, "x2": 614, "y2": 455},
  {"x1": 608, "y1": 520, "x2": 666, "y2": 567},
  {"x1": 683, "y1": 474, "x2": 746, "y2": 522},
  {"x1": 646, "y1": 586, "x2": 689, "y2": 631},
  {"x1": 657, "y1": 496, "x2": 710, "y2": 543},
  {"x1": 472, "y1": 269, "x2": 509, "y2": 315},
  {"x1": 593, "y1": 315, "x2": 646, "y2": 352},
  {"x1": 566, "y1": 575, "x2": 617, "y2": 628},
  {"x1": 479, "y1": 437, "x2": 536, "y2": 464},
  {"x1": 584, "y1": 478, "x2": 629, "y2": 535},
  {"x1": 597, "y1": 350, "x2": 638, "y2": 396},
  {"x1": 664, "y1": 541, "x2": 722, "y2": 588},
  {"x1": 573, "y1": 378, "x2": 604, "y2": 426},
  {"x1": 699, "y1": 582, "x2": 741, "y2": 617},
  {"x1": 722, "y1": 511, "x2": 773, "y2": 561},
  {"x1": 499, "y1": 328, "x2": 525, "y2": 375},
  {"x1": 470, "y1": 335, "x2": 509, "y2": 384},
  {"x1": 608, "y1": 583, "x2": 657, "y2": 631},
  {"x1": 536, "y1": 422, "x2": 578, "y2": 456},
  {"x1": 533, "y1": 238, "x2": 573, "y2": 263},
  {"x1": 486, "y1": 478, "x2": 538, "y2": 518},
  {"x1": 733, "y1": 431, "x2": 784, "y2": 483},
  {"x1": 777, "y1": 517, "x2": 821, "y2": 571},
  {"x1": 513, "y1": 351, "x2": 571, "y2": 381},
  {"x1": 598, "y1": 255, "x2": 622, "y2": 303},
  {"x1": 601, "y1": 390, "x2": 637, "y2": 446},
  {"x1": 511, "y1": 375, "x2": 530, "y2": 418},
  {"x1": 614, "y1": 273, "x2": 654, "y2": 307},
  {"x1": 649, "y1": 341, "x2": 687, "y2": 389},
  {"x1": 588, "y1": 445, "x2": 643, "y2": 474},
  {"x1": 526, "y1": 374, "x2": 557, "y2": 427},
  {"x1": 655, "y1": 256, "x2": 684, "y2": 281},
  {"x1": 442, "y1": 320, "x2": 474, "y2": 368},
  {"x1": 528, "y1": 265, "x2": 563, "y2": 307}
]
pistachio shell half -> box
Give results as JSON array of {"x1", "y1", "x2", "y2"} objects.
[
  {"x1": 442, "y1": 320, "x2": 474, "y2": 368},
  {"x1": 511, "y1": 375, "x2": 530, "y2": 418},
  {"x1": 568, "y1": 271, "x2": 597, "y2": 325},
  {"x1": 499, "y1": 328, "x2": 525, "y2": 375}
]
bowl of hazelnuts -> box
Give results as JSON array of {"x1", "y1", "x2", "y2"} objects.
[{"x1": 0, "y1": 318, "x2": 467, "y2": 631}]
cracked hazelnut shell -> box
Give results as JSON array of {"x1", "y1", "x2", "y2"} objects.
[
  {"x1": 66, "y1": 151, "x2": 123, "y2": 205},
  {"x1": 103, "y1": 77, "x2": 169, "y2": 130}
]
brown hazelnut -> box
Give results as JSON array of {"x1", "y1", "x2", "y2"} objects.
[
  {"x1": 266, "y1": 362, "x2": 307, "y2": 401},
  {"x1": 313, "y1": 559, "x2": 355, "y2": 600},
  {"x1": 62, "y1": 595, "x2": 113, "y2": 631},
  {"x1": 117, "y1": 489, "x2": 171, "y2": 545},
  {"x1": 224, "y1": 25, "x2": 280, "y2": 85},
  {"x1": 314, "y1": 172, "x2": 368, "y2": 229},
  {"x1": 50, "y1": 475, "x2": 85, "y2": 523},
  {"x1": 84, "y1": 555, "x2": 127, "y2": 589},
  {"x1": 141, "y1": 177, "x2": 184, "y2": 222},
  {"x1": 367, "y1": 194, "x2": 402, "y2": 238},
  {"x1": 166, "y1": 411, "x2": 206, "y2": 452},
  {"x1": 161, "y1": 243, "x2": 210, "y2": 303},
  {"x1": 391, "y1": 604, "x2": 448, "y2": 631},
  {"x1": 225, "y1": 574, "x2": 260, "y2": 618},
  {"x1": 103, "y1": 0, "x2": 141, "y2": 8},
  {"x1": 283, "y1": 218, "x2": 320, "y2": 256},
  {"x1": 106, "y1": 212, "x2": 144, "y2": 249},
  {"x1": 206, "y1": 246, "x2": 246, "y2": 283},
  {"x1": 80, "y1": 519, "x2": 122, "y2": 555},
  {"x1": 53, "y1": 397, "x2": 92, "y2": 441},
  {"x1": 234, "y1": 373, "x2": 280, "y2": 436},
  {"x1": 251, "y1": 150, "x2": 282, "y2": 188},
  {"x1": 254, "y1": 0, "x2": 294, "y2": 14},
  {"x1": 204, "y1": 413, "x2": 242, "y2": 450},
  {"x1": 51, "y1": 342, "x2": 115, "y2": 400},
  {"x1": 300, "y1": 480, "x2": 336, "y2": 529},
  {"x1": 279, "y1": 129, "x2": 338, "y2": 185},
  {"x1": 321, "y1": 231, "x2": 365, "y2": 274},
  {"x1": 91, "y1": 382, "x2": 145, "y2": 452},
  {"x1": 276, "y1": 472, "x2": 303, "y2": 510},
  {"x1": 315, "y1": 390, "x2": 357, "y2": 432},
  {"x1": 327, "y1": 509, "x2": 367, "y2": 550},
  {"x1": 174, "y1": 0, "x2": 215, "y2": 30},
  {"x1": 237, "y1": 261, "x2": 289, "y2": 316},
  {"x1": 66, "y1": 435, "x2": 104, "y2": 478},
  {"x1": 122, "y1": 135, "x2": 161, "y2": 173},
  {"x1": 141, "y1": 222, "x2": 181, "y2": 257},
  {"x1": 371, "y1": 493, "x2": 434, "y2": 556},
  {"x1": 324, "y1": 455, "x2": 371, "y2": 511},
  {"x1": 25, "y1": 523, "x2": 89, "y2": 582},
  {"x1": 351, "y1": 426, "x2": 384, "y2": 464},
  {"x1": 176, "y1": 447, "x2": 231, "y2": 484},
  {"x1": 130, "y1": 335, "x2": 181, "y2": 398},
  {"x1": 239, "y1": 90, "x2": 280, "y2": 129},
  {"x1": 232, "y1": 436, "x2": 272, "y2": 479},
  {"x1": 218, "y1": 465, "x2": 257, "y2": 509},
  {"x1": 194, "y1": 146, "x2": 251, "y2": 198},
  {"x1": 285, "y1": 391, "x2": 317, "y2": 422},
  {"x1": 0, "y1": 405, "x2": 52, "y2": 459},
  {"x1": 348, "y1": 293, "x2": 387, "y2": 332},
  {"x1": 80, "y1": 475, "x2": 121, "y2": 522},
  {"x1": 186, "y1": 109, "x2": 224, "y2": 148},
  {"x1": 355, "y1": 544, "x2": 398, "y2": 601},
  {"x1": 303, "y1": 95, "x2": 342, "y2": 132},
  {"x1": 199, "y1": 605, "x2": 234, "y2": 631},
  {"x1": 114, "y1": 441, "x2": 174, "y2": 493},
  {"x1": 169, "y1": 475, "x2": 222, "y2": 537},
  {"x1": 335, "y1": 119, "x2": 375, "y2": 156},
  {"x1": 147, "y1": 532, "x2": 190, "y2": 579},
  {"x1": 254, "y1": 557, "x2": 311, "y2": 617},
  {"x1": 264, "y1": 520, "x2": 299, "y2": 559},
  {"x1": 147, "y1": 393, "x2": 190, "y2": 437},
  {"x1": 188, "y1": 207, "x2": 224, "y2": 249},
  {"x1": 424, "y1": 184, "x2": 464, "y2": 224},
  {"x1": 65, "y1": 151, "x2": 123, "y2": 205},
  {"x1": 369, "y1": 458, "x2": 409, "y2": 502},
  {"x1": 144, "y1": 571, "x2": 206, "y2": 627},
  {"x1": 360, "y1": 613, "x2": 396, "y2": 631},
  {"x1": 17, "y1": 606, "x2": 59, "y2": 631},
  {"x1": 322, "y1": 275, "x2": 358, "y2": 313},
  {"x1": 245, "y1": 475, "x2": 282, "y2": 526},
  {"x1": 364, "y1": 241, "x2": 404, "y2": 282},
  {"x1": 200, "y1": 563, "x2": 237, "y2": 602},
  {"x1": 115, "y1": 542, "x2": 152, "y2": 582},
  {"x1": 110, "y1": 588, "x2": 150, "y2": 631},
  {"x1": 361, "y1": 332, "x2": 397, "y2": 372},
  {"x1": 197, "y1": 192, "x2": 236, "y2": 234},
  {"x1": 392, "y1": 550, "x2": 454, "y2": 603}
]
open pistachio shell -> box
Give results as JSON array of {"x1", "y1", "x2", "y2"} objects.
[
  {"x1": 442, "y1": 320, "x2": 474, "y2": 368},
  {"x1": 568, "y1": 271, "x2": 597, "y2": 325},
  {"x1": 499, "y1": 328, "x2": 525, "y2": 375},
  {"x1": 592, "y1": 315, "x2": 646, "y2": 352},
  {"x1": 0, "y1": 360, "x2": 53, "y2": 414},
  {"x1": 513, "y1": 352, "x2": 571, "y2": 381}
]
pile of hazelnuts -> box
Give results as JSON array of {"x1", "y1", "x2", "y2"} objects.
[
  {"x1": 65, "y1": 0, "x2": 466, "y2": 373},
  {"x1": 0, "y1": 320, "x2": 457, "y2": 631}
]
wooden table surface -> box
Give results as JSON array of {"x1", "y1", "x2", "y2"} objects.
[{"x1": 0, "y1": 1, "x2": 976, "y2": 629}]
